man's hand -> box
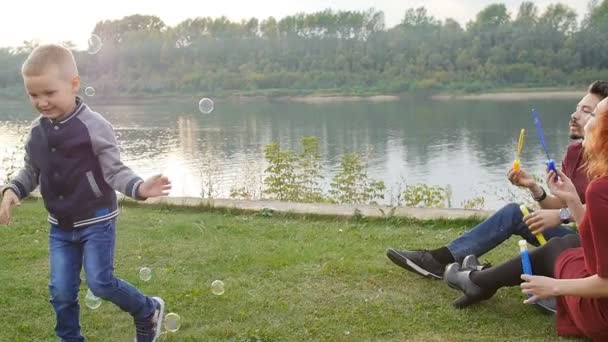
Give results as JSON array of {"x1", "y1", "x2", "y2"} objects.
[
  {"x1": 0, "y1": 189, "x2": 21, "y2": 225},
  {"x1": 507, "y1": 168, "x2": 537, "y2": 189},
  {"x1": 523, "y1": 209, "x2": 561, "y2": 235},
  {"x1": 137, "y1": 175, "x2": 172, "y2": 199}
]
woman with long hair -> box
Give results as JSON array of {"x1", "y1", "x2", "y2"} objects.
[{"x1": 444, "y1": 98, "x2": 608, "y2": 340}]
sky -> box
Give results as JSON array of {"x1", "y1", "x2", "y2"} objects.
[{"x1": 0, "y1": 0, "x2": 591, "y2": 48}]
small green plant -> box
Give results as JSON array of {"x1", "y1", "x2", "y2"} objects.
[
  {"x1": 262, "y1": 138, "x2": 386, "y2": 205},
  {"x1": 388, "y1": 177, "x2": 407, "y2": 206},
  {"x1": 378, "y1": 206, "x2": 397, "y2": 218},
  {"x1": 230, "y1": 161, "x2": 263, "y2": 200},
  {"x1": 230, "y1": 186, "x2": 252, "y2": 200},
  {"x1": 351, "y1": 208, "x2": 366, "y2": 223},
  {"x1": 263, "y1": 142, "x2": 299, "y2": 201},
  {"x1": 199, "y1": 155, "x2": 222, "y2": 199},
  {"x1": 263, "y1": 136, "x2": 387, "y2": 204},
  {"x1": 296, "y1": 136, "x2": 325, "y2": 203},
  {"x1": 258, "y1": 208, "x2": 274, "y2": 218},
  {"x1": 461, "y1": 196, "x2": 486, "y2": 210},
  {"x1": 262, "y1": 137, "x2": 327, "y2": 202},
  {"x1": 402, "y1": 183, "x2": 451, "y2": 208},
  {"x1": 329, "y1": 152, "x2": 385, "y2": 204}
]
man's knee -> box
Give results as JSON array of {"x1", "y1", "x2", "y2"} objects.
[
  {"x1": 501, "y1": 203, "x2": 522, "y2": 216},
  {"x1": 495, "y1": 203, "x2": 525, "y2": 232}
]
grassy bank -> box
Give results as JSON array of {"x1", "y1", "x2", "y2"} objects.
[{"x1": 0, "y1": 200, "x2": 576, "y2": 341}]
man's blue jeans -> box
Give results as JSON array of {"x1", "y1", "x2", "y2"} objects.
[
  {"x1": 447, "y1": 203, "x2": 576, "y2": 262},
  {"x1": 48, "y1": 219, "x2": 155, "y2": 341}
]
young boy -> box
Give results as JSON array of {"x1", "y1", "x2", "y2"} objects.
[{"x1": 0, "y1": 44, "x2": 171, "y2": 342}]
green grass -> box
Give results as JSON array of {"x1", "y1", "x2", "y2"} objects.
[{"x1": 0, "y1": 200, "x2": 580, "y2": 341}]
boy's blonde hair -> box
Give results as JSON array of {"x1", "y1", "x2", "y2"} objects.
[{"x1": 21, "y1": 44, "x2": 79, "y2": 80}]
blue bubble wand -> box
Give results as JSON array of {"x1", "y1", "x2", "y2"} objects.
[
  {"x1": 532, "y1": 109, "x2": 558, "y2": 175},
  {"x1": 519, "y1": 240, "x2": 533, "y2": 276},
  {"x1": 519, "y1": 240, "x2": 534, "y2": 301}
]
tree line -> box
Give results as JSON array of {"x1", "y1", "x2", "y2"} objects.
[{"x1": 2, "y1": 1, "x2": 608, "y2": 97}]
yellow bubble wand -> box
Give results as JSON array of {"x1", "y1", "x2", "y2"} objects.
[
  {"x1": 520, "y1": 205, "x2": 547, "y2": 245},
  {"x1": 512, "y1": 129, "x2": 525, "y2": 171}
]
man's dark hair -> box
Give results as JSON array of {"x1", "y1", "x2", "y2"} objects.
[{"x1": 588, "y1": 81, "x2": 608, "y2": 99}]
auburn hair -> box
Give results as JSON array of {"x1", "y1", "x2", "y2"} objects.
[{"x1": 586, "y1": 104, "x2": 608, "y2": 179}]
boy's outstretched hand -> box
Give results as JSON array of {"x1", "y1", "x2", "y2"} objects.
[
  {"x1": 138, "y1": 175, "x2": 172, "y2": 199},
  {"x1": 0, "y1": 190, "x2": 21, "y2": 225}
]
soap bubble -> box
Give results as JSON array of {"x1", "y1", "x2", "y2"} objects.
[
  {"x1": 87, "y1": 34, "x2": 103, "y2": 54},
  {"x1": 85, "y1": 288, "x2": 102, "y2": 309},
  {"x1": 164, "y1": 312, "x2": 181, "y2": 332},
  {"x1": 211, "y1": 280, "x2": 224, "y2": 296},
  {"x1": 84, "y1": 86, "x2": 95, "y2": 97},
  {"x1": 198, "y1": 98, "x2": 214, "y2": 114},
  {"x1": 139, "y1": 267, "x2": 152, "y2": 281}
]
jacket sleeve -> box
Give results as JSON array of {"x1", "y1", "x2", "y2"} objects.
[{"x1": 79, "y1": 111, "x2": 146, "y2": 200}]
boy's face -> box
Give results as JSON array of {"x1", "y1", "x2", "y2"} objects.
[{"x1": 23, "y1": 66, "x2": 80, "y2": 120}]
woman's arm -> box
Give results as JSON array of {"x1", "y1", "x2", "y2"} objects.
[
  {"x1": 521, "y1": 275, "x2": 608, "y2": 303},
  {"x1": 555, "y1": 275, "x2": 608, "y2": 298},
  {"x1": 566, "y1": 198, "x2": 586, "y2": 224}
]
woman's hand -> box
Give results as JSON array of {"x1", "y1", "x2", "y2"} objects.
[
  {"x1": 521, "y1": 274, "x2": 560, "y2": 304},
  {"x1": 546, "y1": 169, "x2": 578, "y2": 203}
]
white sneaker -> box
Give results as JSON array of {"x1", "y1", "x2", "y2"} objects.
[{"x1": 134, "y1": 296, "x2": 165, "y2": 342}]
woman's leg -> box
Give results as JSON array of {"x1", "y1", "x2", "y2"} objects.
[{"x1": 444, "y1": 234, "x2": 580, "y2": 307}]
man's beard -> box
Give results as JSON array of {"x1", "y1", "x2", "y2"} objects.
[
  {"x1": 569, "y1": 133, "x2": 583, "y2": 140},
  {"x1": 569, "y1": 121, "x2": 583, "y2": 140}
]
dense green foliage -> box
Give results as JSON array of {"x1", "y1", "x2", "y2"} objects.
[{"x1": 2, "y1": 1, "x2": 608, "y2": 97}]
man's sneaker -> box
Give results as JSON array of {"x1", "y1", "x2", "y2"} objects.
[
  {"x1": 461, "y1": 255, "x2": 492, "y2": 271},
  {"x1": 134, "y1": 297, "x2": 165, "y2": 342},
  {"x1": 386, "y1": 248, "x2": 445, "y2": 279}
]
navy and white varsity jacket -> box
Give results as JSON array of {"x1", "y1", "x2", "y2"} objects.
[{"x1": 1, "y1": 97, "x2": 144, "y2": 228}]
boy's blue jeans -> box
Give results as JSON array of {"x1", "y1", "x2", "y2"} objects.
[
  {"x1": 447, "y1": 203, "x2": 577, "y2": 262},
  {"x1": 48, "y1": 219, "x2": 155, "y2": 341}
]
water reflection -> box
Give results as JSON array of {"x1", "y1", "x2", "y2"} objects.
[{"x1": 0, "y1": 96, "x2": 577, "y2": 209}]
